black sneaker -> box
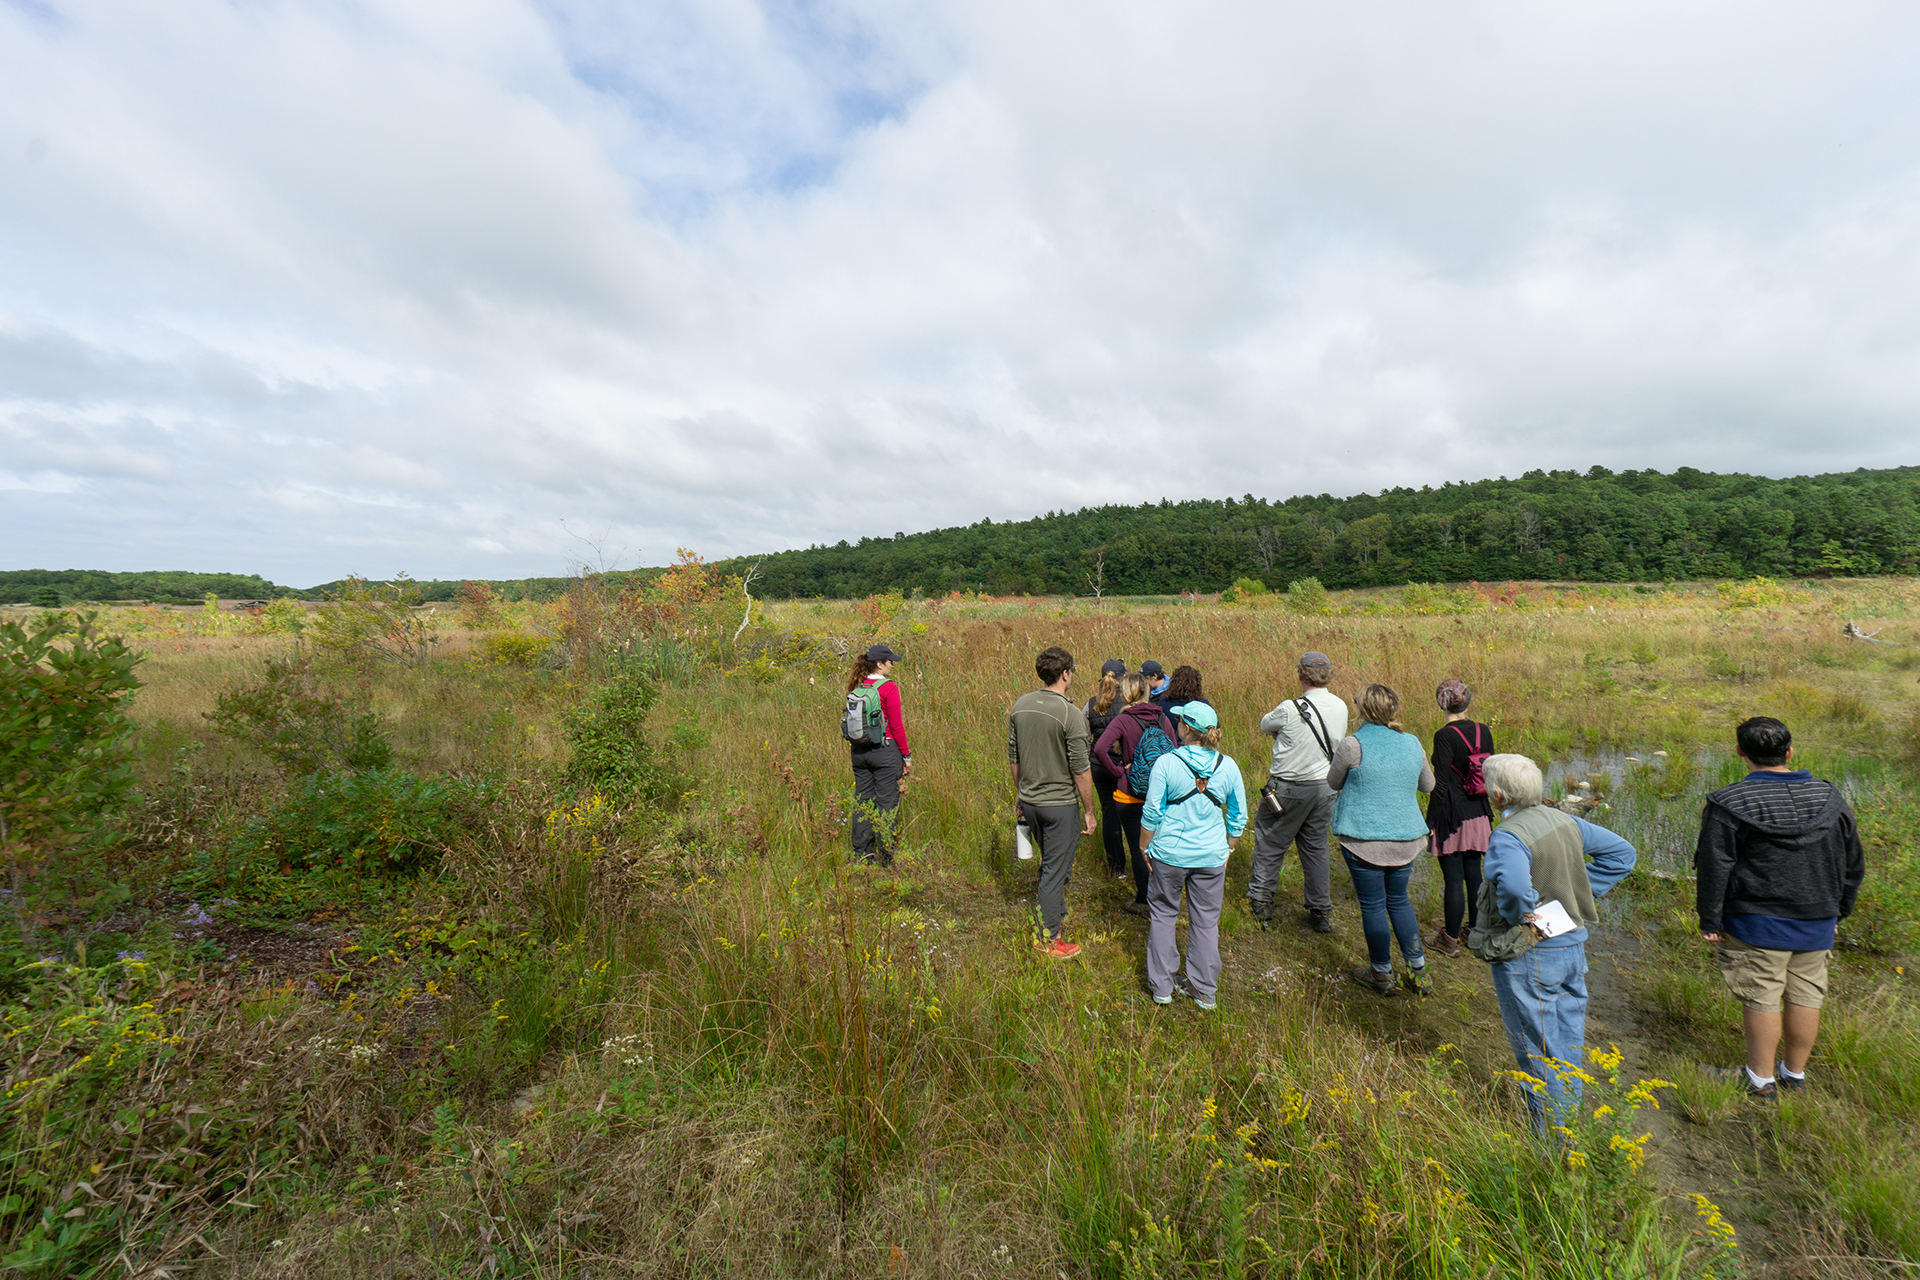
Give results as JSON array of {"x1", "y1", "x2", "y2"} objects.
[
  {"x1": 1248, "y1": 900, "x2": 1273, "y2": 927},
  {"x1": 1308, "y1": 910, "x2": 1333, "y2": 934},
  {"x1": 1774, "y1": 1063, "x2": 1808, "y2": 1091},
  {"x1": 1122, "y1": 900, "x2": 1151, "y2": 918},
  {"x1": 1703, "y1": 1065, "x2": 1778, "y2": 1100}
]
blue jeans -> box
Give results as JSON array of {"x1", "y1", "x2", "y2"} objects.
[
  {"x1": 1340, "y1": 851, "x2": 1425, "y2": 972},
  {"x1": 1491, "y1": 942, "x2": 1590, "y2": 1133}
]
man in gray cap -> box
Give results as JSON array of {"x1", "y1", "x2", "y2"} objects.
[{"x1": 1247, "y1": 651, "x2": 1348, "y2": 932}]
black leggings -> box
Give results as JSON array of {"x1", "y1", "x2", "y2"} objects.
[
  {"x1": 1118, "y1": 804, "x2": 1148, "y2": 904},
  {"x1": 1095, "y1": 771, "x2": 1127, "y2": 874},
  {"x1": 1439, "y1": 850, "x2": 1484, "y2": 939}
]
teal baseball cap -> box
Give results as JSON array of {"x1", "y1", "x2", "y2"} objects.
[{"x1": 1173, "y1": 702, "x2": 1218, "y2": 732}]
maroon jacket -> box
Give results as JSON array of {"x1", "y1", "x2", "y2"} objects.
[{"x1": 1093, "y1": 701, "x2": 1179, "y2": 785}]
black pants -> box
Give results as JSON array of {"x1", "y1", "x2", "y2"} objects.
[
  {"x1": 1117, "y1": 802, "x2": 1148, "y2": 904},
  {"x1": 850, "y1": 742, "x2": 905, "y2": 865},
  {"x1": 1094, "y1": 769, "x2": 1127, "y2": 874},
  {"x1": 1439, "y1": 850, "x2": 1485, "y2": 938}
]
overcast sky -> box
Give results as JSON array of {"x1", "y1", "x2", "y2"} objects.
[{"x1": 5, "y1": 1, "x2": 1920, "y2": 585}]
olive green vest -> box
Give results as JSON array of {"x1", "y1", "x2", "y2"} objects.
[{"x1": 1494, "y1": 804, "x2": 1598, "y2": 929}]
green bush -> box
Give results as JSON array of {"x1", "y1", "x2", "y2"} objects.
[
  {"x1": 562, "y1": 674, "x2": 666, "y2": 800},
  {"x1": 470, "y1": 632, "x2": 555, "y2": 669},
  {"x1": 26, "y1": 587, "x2": 59, "y2": 609},
  {"x1": 231, "y1": 768, "x2": 479, "y2": 877},
  {"x1": 1220, "y1": 577, "x2": 1269, "y2": 605},
  {"x1": 1286, "y1": 577, "x2": 1330, "y2": 614},
  {"x1": 206, "y1": 656, "x2": 393, "y2": 777},
  {"x1": 0, "y1": 612, "x2": 142, "y2": 873}
]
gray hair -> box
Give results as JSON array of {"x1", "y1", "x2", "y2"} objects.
[{"x1": 1482, "y1": 754, "x2": 1544, "y2": 809}]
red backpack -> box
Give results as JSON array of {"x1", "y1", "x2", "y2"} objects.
[{"x1": 1449, "y1": 723, "x2": 1490, "y2": 797}]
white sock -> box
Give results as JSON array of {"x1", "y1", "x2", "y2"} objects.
[
  {"x1": 1778, "y1": 1062, "x2": 1806, "y2": 1080},
  {"x1": 1745, "y1": 1065, "x2": 1776, "y2": 1089}
]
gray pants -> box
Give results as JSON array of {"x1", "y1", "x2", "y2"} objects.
[
  {"x1": 1247, "y1": 777, "x2": 1335, "y2": 912},
  {"x1": 1147, "y1": 861, "x2": 1226, "y2": 1002},
  {"x1": 851, "y1": 743, "x2": 904, "y2": 865},
  {"x1": 1019, "y1": 801, "x2": 1080, "y2": 939}
]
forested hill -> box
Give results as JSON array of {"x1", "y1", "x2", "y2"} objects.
[{"x1": 718, "y1": 465, "x2": 1920, "y2": 598}]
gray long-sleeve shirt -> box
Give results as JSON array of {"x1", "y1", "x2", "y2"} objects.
[
  {"x1": 1259, "y1": 687, "x2": 1348, "y2": 782},
  {"x1": 1007, "y1": 689, "x2": 1091, "y2": 807}
]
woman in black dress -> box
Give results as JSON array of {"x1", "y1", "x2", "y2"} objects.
[{"x1": 1426, "y1": 678, "x2": 1495, "y2": 957}]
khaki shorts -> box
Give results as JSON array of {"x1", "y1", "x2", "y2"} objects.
[{"x1": 1715, "y1": 933, "x2": 1830, "y2": 1013}]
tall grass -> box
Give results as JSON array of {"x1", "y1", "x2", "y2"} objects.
[{"x1": 8, "y1": 586, "x2": 1918, "y2": 1275}]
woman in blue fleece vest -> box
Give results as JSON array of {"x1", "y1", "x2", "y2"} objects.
[{"x1": 1328, "y1": 684, "x2": 1436, "y2": 997}]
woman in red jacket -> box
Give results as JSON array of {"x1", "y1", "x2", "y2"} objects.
[{"x1": 847, "y1": 642, "x2": 912, "y2": 866}]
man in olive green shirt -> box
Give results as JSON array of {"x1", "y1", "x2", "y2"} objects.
[{"x1": 1008, "y1": 646, "x2": 1096, "y2": 958}]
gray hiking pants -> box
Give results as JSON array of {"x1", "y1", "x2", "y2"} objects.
[
  {"x1": 1247, "y1": 778, "x2": 1335, "y2": 912},
  {"x1": 1147, "y1": 861, "x2": 1226, "y2": 1002},
  {"x1": 851, "y1": 742, "x2": 904, "y2": 865},
  {"x1": 1019, "y1": 801, "x2": 1080, "y2": 939}
]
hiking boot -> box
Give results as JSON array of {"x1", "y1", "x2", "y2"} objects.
[
  {"x1": 1308, "y1": 909, "x2": 1333, "y2": 934},
  {"x1": 1400, "y1": 966, "x2": 1433, "y2": 997},
  {"x1": 1428, "y1": 928, "x2": 1463, "y2": 958},
  {"x1": 1248, "y1": 899, "x2": 1273, "y2": 928},
  {"x1": 1775, "y1": 1063, "x2": 1808, "y2": 1091},
  {"x1": 1037, "y1": 938, "x2": 1082, "y2": 960},
  {"x1": 1122, "y1": 899, "x2": 1151, "y2": 919},
  {"x1": 1702, "y1": 1065, "x2": 1778, "y2": 1100},
  {"x1": 1349, "y1": 964, "x2": 1396, "y2": 997}
]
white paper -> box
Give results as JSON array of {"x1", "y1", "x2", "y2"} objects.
[{"x1": 1530, "y1": 899, "x2": 1578, "y2": 938}]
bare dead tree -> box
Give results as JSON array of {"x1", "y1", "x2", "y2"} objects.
[
  {"x1": 1083, "y1": 546, "x2": 1108, "y2": 601},
  {"x1": 732, "y1": 562, "x2": 763, "y2": 646}
]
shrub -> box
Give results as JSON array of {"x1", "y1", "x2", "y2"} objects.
[
  {"x1": 1220, "y1": 577, "x2": 1269, "y2": 605},
  {"x1": 1717, "y1": 575, "x2": 1788, "y2": 610},
  {"x1": 0, "y1": 612, "x2": 142, "y2": 876},
  {"x1": 236, "y1": 768, "x2": 477, "y2": 875},
  {"x1": 1401, "y1": 581, "x2": 1445, "y2": 614},
  {"x1": 251, "y1": 597, "x2": 306, "y2": 635},
  {"x1": 1286, "y1": 577, "x2": 1330, "y2": 614},
  {"x1": 26, "y1": 587, "x2": 59, "y2": 609},
  {"x1": 471, "y1": 632, "x2": 556, "y2": 669},
  {"x1": 562, "y1": 674, "x2": 665, "y2": 800},
  {"x1": 307, "y1": 575, "x2": 440, "y2": 671},
  {"x1": 455, "y1": 580, "x2": 504, "y2": 630},
  {"x1": 206, "y1": 656, "x2": 393, "y2": 777}
]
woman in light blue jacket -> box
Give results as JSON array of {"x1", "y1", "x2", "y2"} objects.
[
  {"x1": 1328, "y1": 684, "x2": 1436, "y2": 998},
  {"x1": 1142, "y1": 702, "x2": 1248, "y2": 1010}
]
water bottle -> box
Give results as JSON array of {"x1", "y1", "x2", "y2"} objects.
[{"x1": 1015, "y1": 817, "x2": 1034, "y2": 860}]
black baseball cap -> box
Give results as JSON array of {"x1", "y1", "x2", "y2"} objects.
[
  {"x1": 1140, "y1": 660, "x2": 1165, "y2": 677},
  {"x1": 1100, "y1": 658, "x2": 1127, "y2": 678},
  {"x1": 866, "y1": 643, "x2": 904, "y2": 662}
]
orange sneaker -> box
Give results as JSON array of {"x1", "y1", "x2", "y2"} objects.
[{"x1": 1038, "y1": 938, "x2": 1082, "y2": 960}]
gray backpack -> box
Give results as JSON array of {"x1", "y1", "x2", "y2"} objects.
[
  {"x1": 842, "y1": 681, "x2": 889, "y2": 745},
  {"x1": 1464, "y1": 879, "x2": 1538, "y2": 963}
]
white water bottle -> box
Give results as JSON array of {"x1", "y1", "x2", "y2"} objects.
[{"x1": 1015, "y1": 817, "x2": 1034, "y2": 860}]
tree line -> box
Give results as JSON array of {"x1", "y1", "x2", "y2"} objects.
[{"x1": 713, "y1": 464, "x2": 1920, "y2": 598}]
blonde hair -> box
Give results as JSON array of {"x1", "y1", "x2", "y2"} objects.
[
  {"x1": 1178, "y1": 722, "x2": 1222, "y2": 750},
  {"x1": 1091, "y1": 671, "x2": 1121, "y2": 716},
  {"x1": 1119, "y1": 673, "x2": 1152, "y2": 706},
  {"x1": 1358, "y1": 683, "x2": 1403, "y2": 731}
]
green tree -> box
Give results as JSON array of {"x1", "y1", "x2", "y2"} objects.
[{"x1": 0, "y1": 613, "x2": 142, "y2": 883}]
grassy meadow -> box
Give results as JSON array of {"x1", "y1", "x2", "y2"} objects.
[{"x1": 3, "y1": 575, "x2": 1918, "y2": 1278}]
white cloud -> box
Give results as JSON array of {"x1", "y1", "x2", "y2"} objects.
[{"x1": 3, "y1": 0, "x2": 1919, "y2": 584}]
